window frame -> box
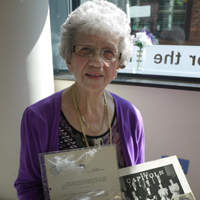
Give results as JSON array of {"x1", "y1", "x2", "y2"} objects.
[{"x1": 54, "y1": 70, "x2": 200, "y2": 92}]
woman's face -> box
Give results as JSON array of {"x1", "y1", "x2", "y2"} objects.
[{"x1": 67, "y1": 32, "x2": 120, "y2": 93}]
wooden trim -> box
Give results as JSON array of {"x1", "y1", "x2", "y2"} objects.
[{"x1": 184, "y1": 0, "x2": 193, "y2": 40}]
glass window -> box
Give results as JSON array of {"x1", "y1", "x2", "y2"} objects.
[{"x1": 49, "y1": 0, "x2": 200, "y2": 88}]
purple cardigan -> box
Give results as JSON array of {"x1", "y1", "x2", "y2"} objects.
[{"x1": 14, "y1": 90, "x2": 145, "y2": 200}]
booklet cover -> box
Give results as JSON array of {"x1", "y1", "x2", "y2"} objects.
[
  {"x1": 39, "y1": 145, "x2": 122, "y2": 200},
  {"x1": 118, "y1": 155, "x2": 195, "y2": 200}
]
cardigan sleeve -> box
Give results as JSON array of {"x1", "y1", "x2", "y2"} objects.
[
  {"x1": 111, "y1": 92, "x2": 145, "y2": 167},
  {"x1": 133, "y1": 106, "x2": 145, "y2": 164},
  {"x1": 121, "y1": 103, "x2": 145, "y2": 166},
  {"x1": 14, "y1": 108, "x2": 44, "y2": 200},
  {"x1": 14, "y1": 91, "x2": 62, "y2": 200}
]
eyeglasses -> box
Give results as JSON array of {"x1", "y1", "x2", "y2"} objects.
[{"x1": 73, "y1": 45, "x2": 121, "y2": 62}]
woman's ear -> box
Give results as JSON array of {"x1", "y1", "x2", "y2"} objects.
[
  {"x1": 113, "y1": 64, "x2": 120, "y2": 79},
  {"x1": 116, "y1": 63, "x2": 120, "y2": 72},
  {"x1": 66, "y1": 60, "x2": 73, "y2": 73}
]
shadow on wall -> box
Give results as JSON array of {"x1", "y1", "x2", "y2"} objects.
[{"x1": 0, "y1": 0, "x2": 50, "y2": 106}]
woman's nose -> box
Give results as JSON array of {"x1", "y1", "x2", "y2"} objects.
[{"x1": 89, "y1": 50, "x2": 104, "y2": 67}]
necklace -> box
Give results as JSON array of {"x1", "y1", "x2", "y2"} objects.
[
  {"x1": 81, "y1": 100, "x2": 106, "y2": 133},
  {"x1": 72, "y1": 84, "x2": 112, "y2": 147}
]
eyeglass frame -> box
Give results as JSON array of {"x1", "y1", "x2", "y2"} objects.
[{"x1": 72, "y1": 45, "x2": 121, "y2": 62}]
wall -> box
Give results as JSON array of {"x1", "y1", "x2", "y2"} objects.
[
  {"x1": 55, "y1": 79, "x2": 200, "y2": 199},
  {"x1": 0, "y1": 1, "x2": 54, "y2": 199}
]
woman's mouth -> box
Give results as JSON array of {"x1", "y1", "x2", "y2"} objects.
[{"x1": 86, "y1": 73, "x2": 103, "y2": 78}]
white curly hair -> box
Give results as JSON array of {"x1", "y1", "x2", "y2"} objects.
[{"x1": 59, "y1": 0, "x2": 133, "y2": 68}]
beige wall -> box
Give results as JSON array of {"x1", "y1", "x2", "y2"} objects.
[
  {"x1": 55, "y1": 79, "x2": 200, "y2": 199},
  {"x1": 0, "y1": 1, "x2": 54, "y2": 199}
]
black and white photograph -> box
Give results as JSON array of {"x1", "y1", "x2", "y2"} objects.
[
  {"x1": 119, "y1": 156, "x2": 195, "y2": 200},
  {"x1": 120, "y1": 164, "x2": 184, "y2": 199}
]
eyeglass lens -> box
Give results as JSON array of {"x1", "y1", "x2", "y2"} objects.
[{"x1": 74, "y1": 45, "x2": 120, "y2": 61}]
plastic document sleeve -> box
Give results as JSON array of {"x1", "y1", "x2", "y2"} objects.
[{"x1": 39, "y1": 145, "x2": 122, "y2": 200}]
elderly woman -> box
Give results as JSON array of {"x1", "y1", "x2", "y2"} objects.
[{"x1": 14, "y1": 0, "x2": 145, "y2": 199}]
